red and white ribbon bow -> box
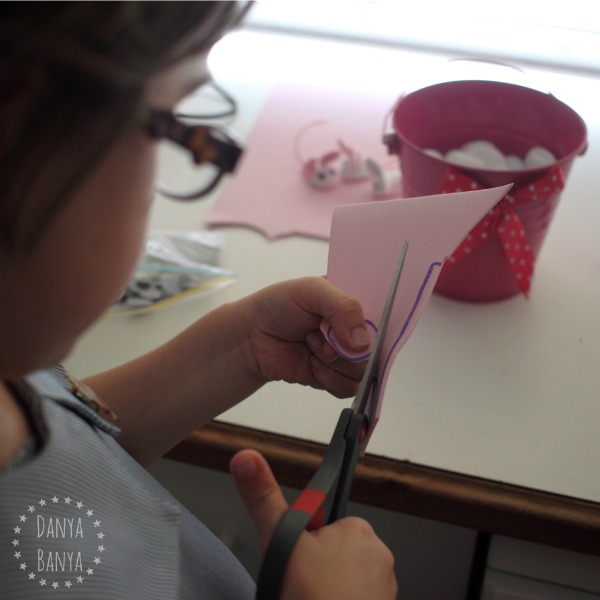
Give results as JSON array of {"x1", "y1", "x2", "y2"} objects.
[{"x1": 439, "y1": 167, "x2": 565, "y2": 297}]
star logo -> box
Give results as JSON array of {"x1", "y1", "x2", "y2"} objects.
[{"x1": 12, "y1": 494, "x2": 107, "y2": 590}]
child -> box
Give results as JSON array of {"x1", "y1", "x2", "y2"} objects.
[{"x1": 0, "y1": 3, "x2": 397, "y2": 599}]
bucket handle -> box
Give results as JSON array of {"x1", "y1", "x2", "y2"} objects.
[{"x1": 382, "y1": 93, "x2": 405, "y2": 156}]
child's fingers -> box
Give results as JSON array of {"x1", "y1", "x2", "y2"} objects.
[{"x1": 229, "y1": 449, "x2": 289, "y2": 552}]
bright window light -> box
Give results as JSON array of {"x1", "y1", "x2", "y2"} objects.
[{"x1": 245, "y1": 1, "x2": 600, "y2": 75}]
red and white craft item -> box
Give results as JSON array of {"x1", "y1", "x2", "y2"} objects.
[
  {"x1": 338, "y1": 139, "x2": 371, "y2": 182},
  {"x1": 439, "y1": 167, "x2": 565, "y2": 297},
  {"x1": 302, "y1": 150, "x2": 340, "y2": 190}
]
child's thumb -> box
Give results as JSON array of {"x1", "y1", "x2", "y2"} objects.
[{"x1": 230, "y1": 449, "x2": 289, "y2": 552}]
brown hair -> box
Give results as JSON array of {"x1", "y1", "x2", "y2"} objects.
[{"x1": 0, "y1": 1, "x2": 250, "y2": 255}]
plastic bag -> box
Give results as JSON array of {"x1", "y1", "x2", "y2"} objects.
[{"x1": 109, "y1": 230, "x2": 236, "y2": 316}]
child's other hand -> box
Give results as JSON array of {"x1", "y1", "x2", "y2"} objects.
[
  {"x1": 230, "y1": 449, "x2": 398, "y2": 600},
  {"x1": 238, "y1": 277, "x2": 371, "y2": 399}
]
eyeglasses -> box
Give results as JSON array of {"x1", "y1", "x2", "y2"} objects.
[{"x1": 141, "y1": 107, "x2": 243, "y2": 201}]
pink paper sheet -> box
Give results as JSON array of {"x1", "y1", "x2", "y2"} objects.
[
  {"x1": 205, "y1": 83, "x2": 400, "y2": 239},
  {"x1": 321, "y1": 184, "x2": 512, "y2": 447}
]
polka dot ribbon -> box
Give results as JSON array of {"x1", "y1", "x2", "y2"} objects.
[{"x1": 439, "y1": 167, "x2": 565, "y2": 297}]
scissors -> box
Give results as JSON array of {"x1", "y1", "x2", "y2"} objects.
[{"x1": 255, "y1": 240, "x2": 409, "y2": 600}]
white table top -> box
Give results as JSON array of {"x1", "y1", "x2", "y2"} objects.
[{"x1": 65, "y1": 31, "x2": 600, "y2": 505}]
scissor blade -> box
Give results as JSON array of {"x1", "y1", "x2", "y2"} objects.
[{"x1": 351, "y1": 240, "x2": 409, "y2": 415}]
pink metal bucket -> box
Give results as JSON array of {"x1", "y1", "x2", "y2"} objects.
[{"x1": 385, "y1": 80, "x2": 587, "y2": 302}]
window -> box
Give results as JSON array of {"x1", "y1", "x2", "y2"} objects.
[{"x1": 245, "y1": 1, "x2": 600, "y2": 75}]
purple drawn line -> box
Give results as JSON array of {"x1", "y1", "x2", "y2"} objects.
[
  {"x1": 380, "y1": 261, "x2": 442, "y2": 379},
  {"x1": 326, "y1": 262, "x2": 443, "y2": 377}
]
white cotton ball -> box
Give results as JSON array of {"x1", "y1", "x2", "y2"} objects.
[
  {"x1": 525, "y1": 146, "x2": 556, "y2": 169},
  {"x1": 424, "y1": 148, "x2": 444, "y2": 159},
  {"x1": 461, "y1": 140, "x2": 508, "y2": 170},
  {"x1": 506, "y1": 154, "x2": 525, "y2": 170},
  {"x1": 484, "y1": 154, "x2": 509, "y2": 171},
  {"x1": 445, "y1": 149, "x2": 486, "y2": 169}
]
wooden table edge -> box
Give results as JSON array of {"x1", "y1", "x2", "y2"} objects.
[{"x1": 165, "y1": 420, "x2": 600, "y2": 557}]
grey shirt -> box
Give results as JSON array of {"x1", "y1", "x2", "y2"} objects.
[{"x1": 0, "y1": 367, "x2": 255, "y2": 599}]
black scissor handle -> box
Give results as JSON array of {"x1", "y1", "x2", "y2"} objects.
[{"x1": 255, "y1": 409, "x2": 366, "y2": 600}]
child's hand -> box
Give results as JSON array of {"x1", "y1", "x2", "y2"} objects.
[
  {"x1": 230, "y1": 449, "x2": 398, "y2": 600},
  {"x1": 237, "y1": 277, "x2": 371, "y2": 399}
]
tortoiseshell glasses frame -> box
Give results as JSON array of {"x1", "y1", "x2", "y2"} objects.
[{"x1": 141, "y1": 107, "x2": 243, "y2": 200}]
